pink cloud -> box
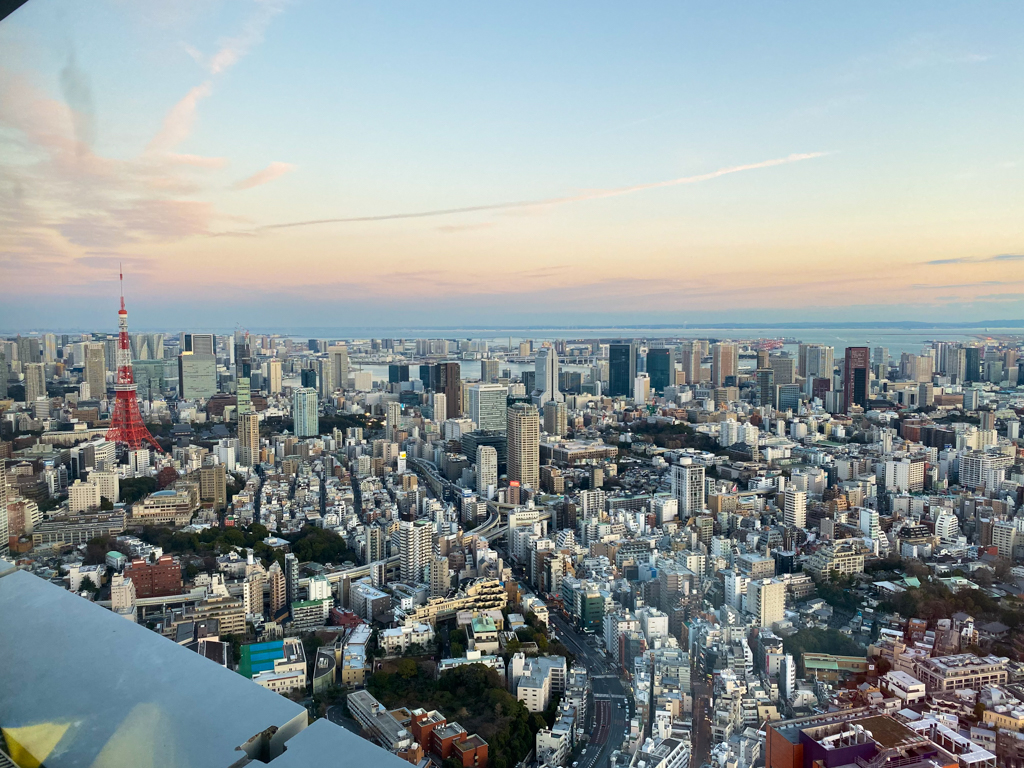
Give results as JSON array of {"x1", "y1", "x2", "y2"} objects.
[
  {"x1": 231, "y1": 161, "x2": 296, "y2": 190},
  {"x1": 147, "y1": 81, "x2": 212, "y2": 154}
]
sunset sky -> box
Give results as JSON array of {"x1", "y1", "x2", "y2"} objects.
[{"x1": 1, "y1": 1, "x2": 1023, "y2": 331}]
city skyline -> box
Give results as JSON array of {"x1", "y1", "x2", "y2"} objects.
[{"x1": 2, "y1": 1, "x2": 1024, "y2": 329}]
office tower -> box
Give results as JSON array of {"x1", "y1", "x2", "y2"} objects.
[
  {"x1": 769, "y1": 355, "x2": 796, "y2": 386},
  {"x1": 711, "y1": 343, "x2": 738, "y2": 387},
  {"x1": 431, "y1": 393, "x2": 447, "y2": 422},
  {"x1": 300, "y1": 368, "x2": 317, "y2": 389},
  {"x1": 646, "y1": 348, "x2": 672, "y2": 393},
  {"x1": 178, "y1": 352, "x2": 217, "y2": 399},
  {"x1": 328, "y1": 345, "x2": 350, "y2": 390},
  {"x1": 147, "y1": 333, "x2": 164, "y2": 360},
  {"x1": 463, "y1": 431, "x2": 507, "y2": 475},
  {"x1": 481, "y1": 359, "x2": 500, "y2": 382},
  {"x1": 239, "y1": 411, "x2": 260, "y2": 467},
  {"x1": 507, "y1": 402, "x2": 540, "y2": 489},
  {"x1": 84, "y1": 342, "x2": 106, "y2": 398},
  {"x1": 532, "y1": 347, "x2": 562, "y2": 404},
  {"x1": 944, "y1": 346, "x2": 966, "y2": 383},
  {"x1": 543, "y1": 400, "x2": 567, "y2": 437},
  {"x1": 783, "y1": 489, "x2": 807, "y2": 529},
  {"x1": 805, "y1": 344, "x2": 834, "y2": 381},
  {"x1": 756, "y1": 368, "x2": 775, "y2": 408},
  {"x1": 42, "y1": 333, "x2": 57, "y2": 363},
  {"x1": 872, "y1": 347, "x2": 889, "y2": 369},
  {"x1": 24, "y1": 362, "x2": 46, "y2": 404},
  {"x1": 964, "y1": 346, "x2": 982, "y2": 384},
  {"x1": 843, "y1": 347, "x2": 870, "y2": 413},
  {"x1": 315, "y1": 358, "x2": 334, "y2": 398},
  {"x1": 435, "y1": 362, "x2": 461, "y2": 418},
  {"x1": 671, "y1": 460, "x2": 705, "y2": 517},
  {"x1": 386, "y1": 401, "x2": 402, "y2": 441},
  {"x1": 398, "y1": 519, "x2": 433, "y2": 584},
  {"x1": 0, "y1": 351, "x2": 8, "y2": 399},
  {"x1": 16, "y1": 335, "x2": 40, "y2": 365},
  {"x1": 266, "y1": 359, "x2": 283, "y2": 395},
  {"x1": 477, "y1": 445, "x2": 498, "y2": 495},
  {"x1": 468, "y1": 383, "x2": 508, "y2": 432},
  {"x1": 678, "y1": 340, "x2": 702, "y2": 384},
  {"x1": 182, "y1": 333, "x2": 215, "y2": 356},
  {"x1": 608, "y1": 341, "x2": 637, "y2": 397},
  {"x1": 292, "y1": 387, "x2": 319, "y2": 437},
  {"x1": 106, "y1": 277, "x2": 163, "y2": 453},
  {"x1": 388, "y1": 364, "x2": 410, "y2": 384}
]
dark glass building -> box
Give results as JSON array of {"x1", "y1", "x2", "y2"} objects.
[
  {"x1": 646, "y1": 348, "x2": 672, "y2": 393},
  {"x1": 608, "y1": 342, "x2": 636, "y2": 398}
]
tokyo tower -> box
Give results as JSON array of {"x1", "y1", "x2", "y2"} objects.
[{"x1": 105, "y1": 269, "x2": 162, "y2": 453}]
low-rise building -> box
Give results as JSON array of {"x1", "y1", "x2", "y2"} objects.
[
  {"x1": 380, "y1": 622, "x2": 435, "y2": 656},
  {"x1": 916, "y1": 654, "x2": 1008, "y2": 692}
]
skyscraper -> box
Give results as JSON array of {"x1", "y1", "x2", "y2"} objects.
[
  {"x1": 239, "y1": 411, "x2": 260, "y2": 467},
  {"x1": 23, "y1": 362, "x2": 45, "y2": 404},
  {"x1": 182, "y1": 333, "x2": 215, "y2": 356},
  {"x1": 507, "y1": 402, "x2": 540, "y2": 489},
  {"x1": 85, "y1": 342, "x2": 106, "y2": 398},
  {"x1": 0, "y1": 462, "x2": 8, "y2": 558},
  {"x1": 468, "y1": 383, "x2": 508, "y2": 432},
  {"x1": 398, "y1": 519, "x2": 433, "y2": 585},
  {"x1": 532, "y1": 347, "x2": 562, "y2": 404},
  {"x1": 267, "y1": 359, "x2": 282, "y2": 395},
  {"x1": 843, "y1": 347, "x2": 870, "y2": 413},
  {"x1": 268, "y1": 561, "x2": 287, "y2": 618},
  {"x1": 964, "y1": 346, "x2": 982, "y2": 384},
  {"x1": 543, "y1": 400, "x2": 567, "y2": 437},
  {"x1": 388, "y1": 364, "x2": 410, "y2": 384},
  {"x1": 646, "y1": 348, "x2": 672, "y2": 393},
  {"x1": 328, "y1": 345, "x2": 350, "y2": 390},
  {"x1": 783, "y1": 489, "x2": 807, "y2": 529},
  {"x1": 476, "y1": 445, "x2": 498, "y2": 496},
  {"x1": 678, "y1": 340, "x2": 702, "y2": 385},
  {"x1": 805, "y1": 344, "x2": 835, "y2": 381},
  {"x1": 671, "y1": 460, "x2": 705, "y2": 517},
  {"x1": 756, "y1": 368, "x2": 775, "y2": 408},
  {"x1": 769, "y1": 355, "x2": 796, "y2": 386},
  {"x1": 435, "y1": 362, "x2": 462, "y2": 418},
  {"x1": 386, "y1": 401, "x2": 402, "y2": 441},
  {"x1": 481, "y1": 359, "x2": 500, "y2": 382},
  {"x1": 292, "y1": 387, "x2": 319, "y2": 437},
  {"x1": 608, "y1": 342, "x2": 636, "y2": 398},
  {"x1": 711, "y1": 343, "x2": 738, "y2": 387}
]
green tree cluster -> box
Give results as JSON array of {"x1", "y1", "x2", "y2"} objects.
[
  {"x1": 782, "y1": 628, "x2": 864, "y2": 676},
  {"x1": 368, "y1": 663, "x2": 546, "y2": 768}
]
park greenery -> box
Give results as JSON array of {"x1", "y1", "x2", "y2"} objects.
[
  {"x1": 782, "y1": 628, "x2": 864, "y2": 676},
  {"x1": 368, "y1": 662, "x2": 548, "y2": 768}
]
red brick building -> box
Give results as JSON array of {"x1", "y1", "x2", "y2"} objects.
[
  {"x1": 410, "y1": 709, "x2": 488, "y2": 768},
  {"x1": 124, "y1": 555, "x2": 182, "y2": 598}
]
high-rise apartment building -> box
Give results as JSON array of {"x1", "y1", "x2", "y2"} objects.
[
  {"x1": 477, "y1": 445, "x2": 498, "y2": 495},
  {"x1": 386, "y1": 401, "x2": 402, "y2": 441},
  {"x1": 671, "y1": 460, "x2": 705, "y2": 517},
  {"x1": 783, "y1": 489, "x2": 807, "y2": 529},
  {"x1": 238, "y1": 411, "x2": 260, "y2": 467},
  {"x1": 398, "y1": 519, "x2": 433, "y2": 585},
  {"x1": 507, "y1": 403, "x2": 540, "y2": 489},
  {"x1": 678, "y1": 341, "x2": 702, "y2": 385},
  {"x1": 543, "y1": 400, "x2": 567, "y2": 437},
  {"x1": 608, "y1": 342, "x2": 636, "y2": 398},
  {"x1": 711, "y1": 343, "x2": 739, "y2": 387},
  {"x1": 468, "y1": 383, "x2": 508, "y2": 432},
  {"x1": 429, "y1": 554, "x2": 450, "y2": 598},
  {"x1": 843, "y1": 347, "x2": 870, "y2": 413},
  {"x1": 267, "y1": 359, "x2": 282, "y2": 395},
  {"x1": 292, "y1": 387, "x2": 319, "y2": 437},
  {"x1": 532, "y1": 347, "x2": 562, "y2": 404},
  {"x1": 747, "y1": 578, "x2": 786, "y2": 628},
  {"x1": 24, "y1": 362, "x2": 46, "y2": 404},
  {"x1": 0, "y1": 462, "x2": 8, "y2": 558},
  {"x1": 268, "y1": 561, "x2": 287, "y2": 618}
]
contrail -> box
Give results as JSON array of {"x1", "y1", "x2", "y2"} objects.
[{"x1": 254, "y1": 151, "x2": 829, "y2": 232}]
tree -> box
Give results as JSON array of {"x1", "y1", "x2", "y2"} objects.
[
  {"x1": 79, "y1": 576, "x2": 98, "y2": 594},
  {"x1": 397, "y1": 658, "x2": 418, "y2": 679},
  {"x1": 450, "y1": 640, "x2": 465, "y2": 658}
]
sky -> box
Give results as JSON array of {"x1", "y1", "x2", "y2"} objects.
[{"x1": 1, "y1": 1, "x2": 1023, "y2": 332}]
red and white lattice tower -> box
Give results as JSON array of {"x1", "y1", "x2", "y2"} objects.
[{"x1": 105, "y1": 269, "x2": 162, "y2": 453}]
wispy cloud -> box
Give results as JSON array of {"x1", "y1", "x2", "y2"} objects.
[
  {"x1": 231, "y1": 161, "x2": 295, "y2": 190},
  {"x1": 252, "y1": 152, "x2": 829, "y2": 233},
  {"x1": 925, "y1": 253, "x2": 1024, "y2": 265},
  {"x1": 147, "y1": 81, "x2": 212, "y2": 154}
]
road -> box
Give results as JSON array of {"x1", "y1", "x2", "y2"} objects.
[
  {"x1": 550, "y1": 613, "x2": 631, "y2": 768},
  {"x1": 691, "y1": 679, "x2": 712, "y2": 767}
]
